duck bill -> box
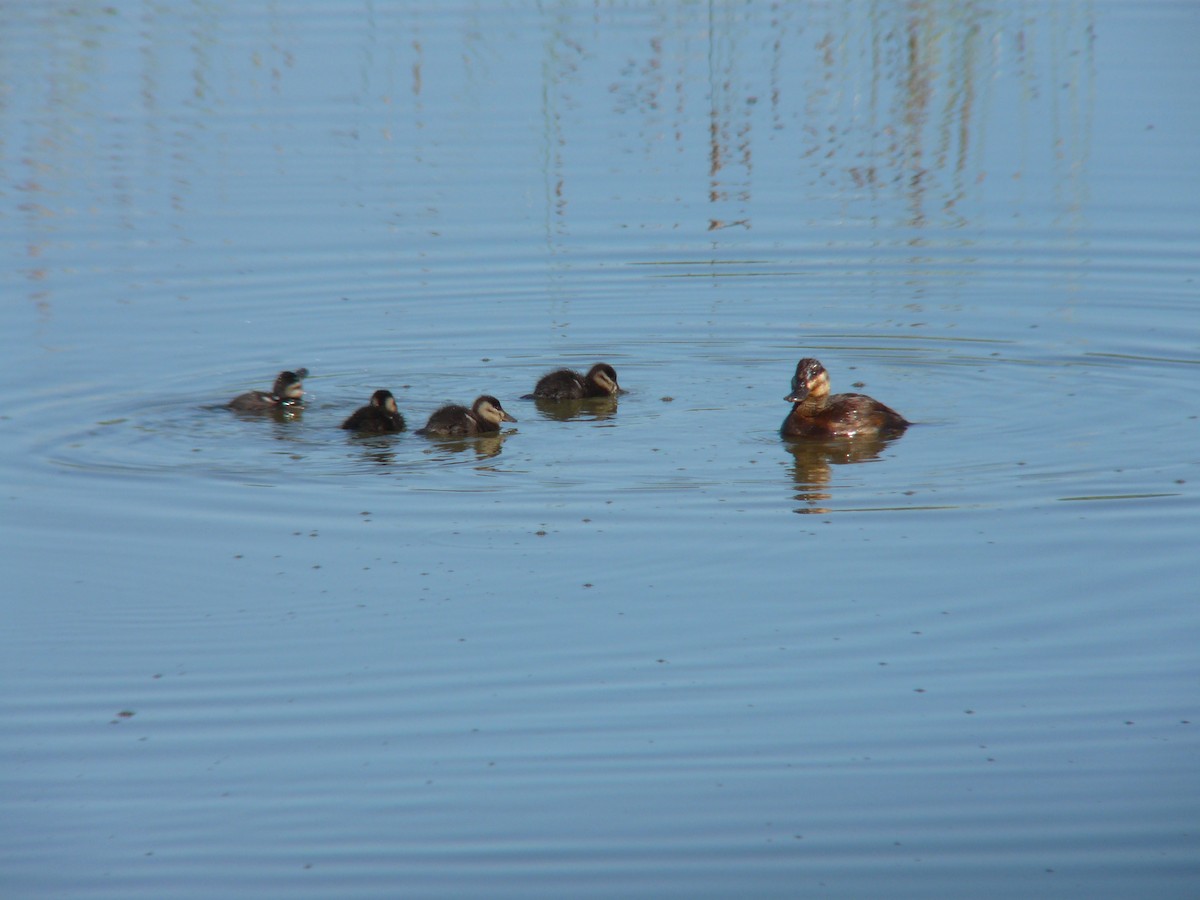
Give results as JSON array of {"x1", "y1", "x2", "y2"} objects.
[
  {"x1": 784, "y1": 388, "x2": 808, "y2": 403},
  {"x1": 502, "y1": 411, "x2": 518, "y2": 423}
]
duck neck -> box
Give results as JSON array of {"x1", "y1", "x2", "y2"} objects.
[{"x1": 794, "y1": 393, "x2": 828, "y2": 414}]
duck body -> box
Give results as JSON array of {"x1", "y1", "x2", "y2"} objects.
[
  {"x1": 229, "y1": 368, "x2": 308, "y2": 411},
  {"x1": 527, "y1": 363, "x2": 620, "y2": 401},
  {"x1": 417, "y1": 395, "x2": 516, "y2": 436},
  {"x1": 342, "y1": 389, "x2": 405, "y2": 434},
  {"x1": 782, "y1": 358, "x2": 908, "y2": 438}
]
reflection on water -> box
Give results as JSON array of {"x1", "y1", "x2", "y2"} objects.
[
  {"x1": 528, "y1": 395, "x2": 619, "y2": 422},
  {"x1": 227, "y1": 405, "x2": 305, "y2": 425},
  {"x1": 1, "y1": 1, "x2": 1100, "y2": 315},
  {"x1": 541, "y1": 2, "x2": 1095, "y2": 237},
  {"x1": 784, "y1": 433, "x2": 905, "y2": 514},
  {"x1": 343, "y1": 433, "x2": 404, "y2": 470},
  {"x1": 417, "y1": 432, "x2": 511, "y2": 462}
]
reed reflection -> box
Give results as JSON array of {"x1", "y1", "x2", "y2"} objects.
[
  {"x1": 537, "y1": 2, "x2": 1092, "y2": 238},
  {"x1": 3, "y1": 2, "x2": 1096, "y2": 314}
]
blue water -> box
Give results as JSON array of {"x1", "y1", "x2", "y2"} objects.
[{"x1": 3, "y1": 2, "x2": 1198, "y2": 898}]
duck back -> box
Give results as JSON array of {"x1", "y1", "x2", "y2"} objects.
[{"x1": 782, "y1": 392, "x2": 908, "y2": 438}]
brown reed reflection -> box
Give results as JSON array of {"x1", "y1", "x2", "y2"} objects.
[
  {"x1": 536, "y1": 1, "x2": 1093, "y2": 237},
  {"x1": 2, "y1": 2, "x2": 1097, "y2": 312}
]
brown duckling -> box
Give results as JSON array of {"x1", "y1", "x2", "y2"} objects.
[
  {"x1": 526, "y1": 363, "x2": 620, "y2": 401},
  {"x1": 782, "y1": 358, "x2": 908, "y2": 438},
  {"x1": 228, "y1": 368, "x2": 308, "y2": 411},
  {"x1": 416, "y1": 395, "x2": 517, "y2": 437},
  {"x1": 342, "y1": 389, "x2": 405, "y2": 434}
]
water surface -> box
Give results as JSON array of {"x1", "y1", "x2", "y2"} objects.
[{"x1": 3, "y1": 3, "x2": 1198, "y2": 898}]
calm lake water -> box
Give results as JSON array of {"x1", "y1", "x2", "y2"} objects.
[{"x1": 3, "y1": 2, "x2": 1198, "y2": 897}]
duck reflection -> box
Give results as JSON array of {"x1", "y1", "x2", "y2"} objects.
[
  {"x1": 250, "y1": 409, "x2": 305, "y2": 451},
  {"x1": 529, "y1": 394, "x2": 619, "y2": 422},
  {"x1": 227, "y1": 401, "x2": 306, "y2": 428},
  {"x1": 255, "y1": 405, "x2": 304, "y2": 425},
  {"x1": 344, "y1": 433, "x2": 401, "y2": 468},
  {"x1": 784, "y1": 433, "x2": 902, "y2": 514},
  {"x1": 420, "y1": 432, "x2": 509, "y2": 460}
]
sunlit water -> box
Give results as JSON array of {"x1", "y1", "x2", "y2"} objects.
[{"x1": 3, "y1": 3, "x2": 1198, "y2": 898}]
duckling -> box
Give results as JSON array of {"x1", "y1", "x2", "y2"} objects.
[
  {"x1": 228, "y1": 368, "x2": 308, "y2": 411},
  {"x1": 782, "y1": 358, "x2": 908, "y2": 438},
  {"x1": 526, "y1": 363, "x2": 620, "y2": 401},
  {"x1": 342, "y1": 389, "x2": 405, "y2": 434},
  {"x1": 416, "y1": 395, "x2": 517, "y2": 436}
]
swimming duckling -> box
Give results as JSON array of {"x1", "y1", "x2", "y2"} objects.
[
  {"x1": 782, "y1": 358, "x2": 908, "y2": 438},
  {"x1": 416, "y1": 395, "x2": 517, "y2": 436},
  {"x1": 526, "y1": 363, "x2": 620, "y2": 401},
  {"x1": 228, "y1": 368, "x2": 308, "y2": 411},
  {"x1": 342, "y1": 389, "x2": 405, "y2": 434}
]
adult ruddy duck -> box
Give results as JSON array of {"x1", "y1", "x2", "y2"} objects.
[{"x1": 782, "y1": 358, "x2": 908, "y2": 438}]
